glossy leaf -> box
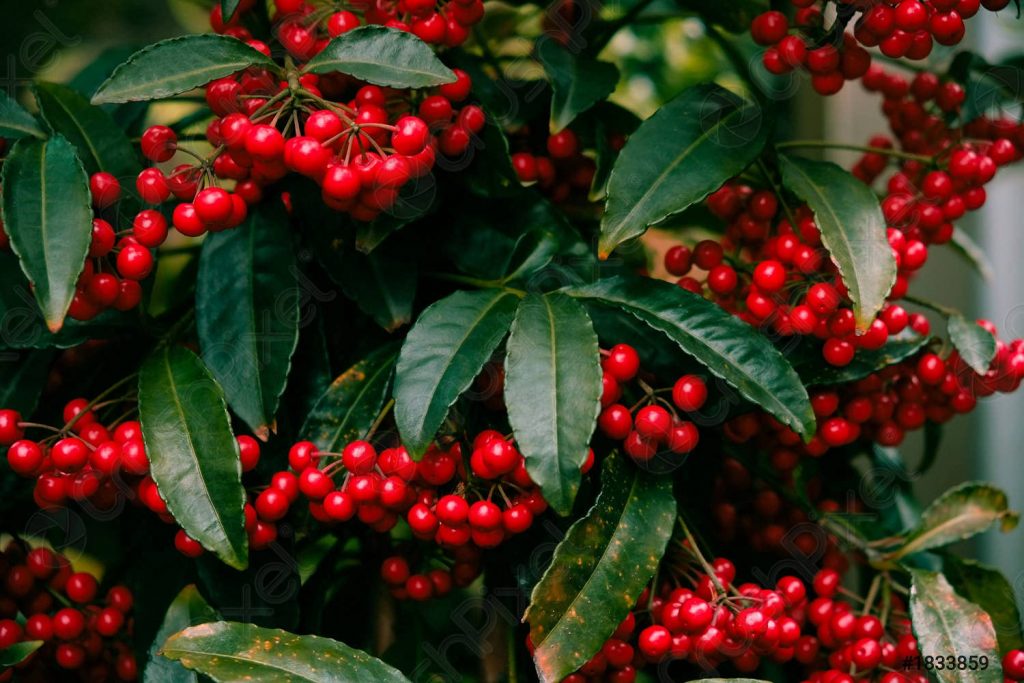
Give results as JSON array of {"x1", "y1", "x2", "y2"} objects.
[
  {"x1": 914, "y1": 420, "x2": 943, "y2": 476},
  {"x1": 394, "y1": 290, "x2": 519, "y2": 455},
  {"x1": 139, "y1": 346, "x2": 248, "y2": 570},
  {"x1": 221, "y1": 0, "x2": 242, "y2": 21},
  {"x1": 943, "y1": 555, "x2": 1024, "y2": 657},
  {"x1": 525, "y1": 453, "x2": 676, "y2": 683},
  {"x1": 161, "y1": 621, "x2": 410, "y2": 682},
  {"x1": 303, "y1": 26, "x2": 455, "y2": 88},
  {"x1": 949, "y1": 229, "x2": 994, "y2": 281},
  {"x1": 300, "y1": 344, "x2": 399, "y2": 453},
  {"x1": 908, "y1": 569, "x2": 1002, "y2": 683},
  {"x1": 0, "y1": 349, "x2": 56, "y2": 416},
  {"x1": 892, "y1": 483, "x2": 1019, "y2": 559},
  {"x1": 197, "y1": 203, "x2": 300, "y2": 438},
  {"x1": 948, "y1": 314, "x2": 996, "y2": 375},
  {"x1": 505, "y1": 293, "x2": 602, "y2": 515},
  {"x1": 779, "y1": 154, "x2": 896, "y2": 330},
  {"x1": 0, "y1": 640, "x2": 43, "y2": 667},
  {"x1": 1, "y1": 135, "x2": 93, "y2": 332},
  {"x1": 145, "y1": 585, "x2": 219, "y2": 683},
  {"x1": 570, "y1": 276, "x2": 815, "y2": 437},
  {"x1": 34, "y1": 81, "x2": 139, "y2": 177},
  {"x1": 335, "y1": 241, "x2": 417, "y2": 332},
  {"x1": 793, "y1": 333, "x2": 929, "y2": 386},
  {"x1": 0, "y1": 90, "x2": 44, "y2": 139},
  {"x1": 92, "y1": 35, "x2": 278, "y2": 104},
  {"x1": 600, "y1": 84, "x2": 768, "y2": 258},
  {"x1": 537, "y1": 39, "x2": 619, "y2": 132}
]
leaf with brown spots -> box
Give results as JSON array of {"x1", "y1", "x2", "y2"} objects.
[
  {"x1": 299, "y1": 342, "x2": 399, "y2": 453},
  {"x1": 909, "y1": 569, "x2": 1002, "y2": 683},
  {"x1": 525, "y1": 452, "x2": 676, "y2": 683},
  {"x1": 892, "y1": 482, "x2": 1019, "y2": 560},
  {"x1": 160, "y1": 621, "x2": 410, "y2": 682}
]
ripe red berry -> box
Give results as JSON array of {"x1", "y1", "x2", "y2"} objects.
[
  {"x1": 634, "y1": 405, "x2": 672, "y2": 441},
  {"x1": 751, "y1": 10, "x2": 789, "y2": 45},
  {"x1": 64, "y1": 572, "x2": 98, "y2": 603},
  {"x1": 90, "y1": 172, "x2": 121, "y2": 208},
  {"x1": 117, "y1": 241, "x2": 154, "y2": 280},
  {"x1": 255, "y1": 488, "x2": 291, "y2": 522},
  {"x1": 604, "y1": 344, "x2": 640, "y2": 382},
  {"x1": 672, "y1": 375, "x2": 708, "y2": 412},
  {"x1": 237, "y1": 435, "x2": 260, "y2": 472},
  {"x1": 141, "y1": 125, "x2": 177, "y2": 162}
]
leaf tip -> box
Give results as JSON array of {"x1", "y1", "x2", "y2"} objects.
[{"x1": 46, "y1": 318, "x2": 65, "y2": 334}]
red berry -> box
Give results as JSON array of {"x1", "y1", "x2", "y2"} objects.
[
  {"x1": 672, "y1": 375, "x2": 707, "y2": 412},
  {"x1": 141, "y1": 125, "x2": 177, "y2": 162},
  {"x1": 604, "y1": 344, "x2": 640, "y2": 382},
  {"x1": 90, "y1": 172, "x2": 121, "y2": 208},
  {"x1": 174, "y1": 529, "x2": 204, "y2": 557}
]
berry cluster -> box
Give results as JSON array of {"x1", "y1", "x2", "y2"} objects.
[
  {"x1": 726, "y1": 325, "x2": 1024, "y2": 464},
  {"x1": 213, "y1": 0, "x2": 484, "y2": 52},
  {"x1": 0, "y1": 541, "x2": 136, "y2": 681},
  {"x1": 551, "y1": 554, "x2": 930, "y2": 683},
  {"x1": 135, "y1": 68, "x2": 481, "y2": 226},
  {"x1": 379, "y1": 546, "x2": 481, "y2": 601},
  {"x1": 511, "y1": 128, "x2": 604, "y2": 204},
  {"x1": 595, "y1": 344, "x2": 705, "y2": 465},
  {"x1": 751, "y1": 0, "x2": 1013, "y2": 94}
]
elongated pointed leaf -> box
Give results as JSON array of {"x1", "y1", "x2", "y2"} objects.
[
  {"x1": 569, "y1": 276, "x2": 815, "y2": 437},
  {"x1": 395, "y1": 289, "x2": 519, "y2": 455},
  {"x1": 0, "y1": 640, "x2": 43, "y2": 667},
  {"x1": 221, "y1": 0, "x2": 242, "y2": 21},
  {"x1": 335, "y1": 241, "x2": 417, "y2": 332},
  {"x1": 537, "y1": 40, "x2": 619, "y2": 132},
  {"x1": 301, "y1": 344, "x2": 399, "y2": 452},
  {"x1": 139, "y1": 346, "x2": 248, "y2": 570},
  {"x1": 0, "y1": 349, "x2": 56, "y2": 416},
  {"x1": 92, "y1": 34, "x2": 278, "y2": 104},
  {"x1": 600, "y1": 84, "x2": 768, "y2": 258},
  {"x1": 779, "y1": 154, "x2": 896, "y2": 330},
  {"x1": 505, "y1": 293, "x2": 601, "y2": 516},
  {"x1": 948, "y1": 314, "x2": 996, "y2": 375},
  {"x1": 302, "y1": 26, "x2": 455, "y2": 88},
  {"x1": 35, "y1": 81, "x2": 139, "y2": 178},
  {"x1": 161, "y1": 621, "x2": 410, "y2": 682},
  {"x1": 1, "y1": 135, "x2": 92, "y2": 332},
  {"x1": 793, "y1": 333, "x2": 929, "y2": 386},
  {"x1": 197, "y1": 203, "x2": 300, "y2": 439},
  {"x1": 145, "y1": 585, "x2": 219, "y2": 683},
  {"x1": 909, "y1": 569, "x2": 1002, "y2": 683},
  {"x1": 943, "y1": 556, "x2": 1024, "y2": 657},
  {"x1": 893, "y1": 483, "x2": 1019, "y2": 559},
  {"x1": 0, "y1": 90, "x2": 44, "y2": 139},
  {"x1": 525, "y1": 453, "x2": 675, "y2": 683}
]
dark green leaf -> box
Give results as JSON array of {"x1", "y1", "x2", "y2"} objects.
[
  {"x1": 92, "y1": 35, "x2": 278, "y2": 104},
  {"x1": 537, "y1": 39, "x2": 619, "y2": 132},
  {"x1": 34, "y1": 81, "x2": 140, "y2": 178},
  {"x1": 0, "y1": 640, "x2": 43, "y2": 667},
  {"x1": 160, "y1": 621, "x2": 410, "y2": 682},
  {"x1": 915, "y1": 421, "x2": 943, "y2": 476},
  {"x1": 525, "y1": 453, "x2": 675, "y2": 683},
  {"x1": 779, "y1": 154, "x2": 896, "y2": 330},
  {"x1": 870, "y1": 445, "x2": 922, "y2": 536},
  {"x1": 139, "y1": 346, "x2": 248, "y2": 570},
  {"x1": 893, "y1": 483, "x2": 1020, "y2": 560},
  {"x1": 569, "y1": 276, "x2": 815, "y2": 437},
  {"x1": 302, "y1": 26, "x2": 455, "y2": 88},
  {"x1": 394, "y1": 290, "x2": 519, "y2": 455},
  {"x1": 0, "y1": 90, "x2": 44, "y2": 140},
  {"x1": 334, "y1": 241, "x2": 417, "y2": 332},
  {"x1": 948, "y1": 314, "x2": 996, "y2": 375},
  {"x1": 300, "y1": 344, "x2": 399, "y2": 453},
  {"x1": 197, "y1": 203, "x2": 300, "y2": 438},
  {"x1": 600, "y1": 84, "x2": 768, "y2": 258},
  {"x1": 908, "y1": 569, "x2": 1002, "y2": 683},
  {"x1": 675, "y1": 0, "x2": 769, "y2": 31},
  {"x1": 505, "y1": 293, "x2": 602, "y2": 515},
  {"x1": 943, "y1": 556, "x2": 1024, "y2": 657},
  {"x1": 221, "y1": 0, "x2": 242, "y2": 21},
  {"x1": 0, "y1": 349, "x2": 55, "y2": 416},
  {"x1": 1, "y1": 135, "x2": 93, "y2": 332},
  {"x1": 145, "y1": 585, "x2": 219, "y2": 683},
  {"x1": 948, "y1": 229, "x2": 994, "y2": 281},
  {"x1": 792, "y1": 333, "x2": 929, "y2": 386}
]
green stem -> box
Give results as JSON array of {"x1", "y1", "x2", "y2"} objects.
[
  {"x1": 676, "y1": 516, "x2": 728, "y2": 599},
  {"x1": 62, "y1": 374, "x2": 136, "y2": 434},
  {"x1": 756, "y1": 158, "x2": 799, "y2": 228},
  {"x1": 901, "y1": 293, "x2": 958, "y2": 317},
  {"x1": 366, "y1": 399, "x2": 395, "y2": 441},
  {"x1": 776, "y1": 140, "x2": 935, "y2": 165}
]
